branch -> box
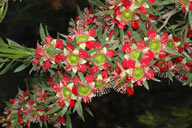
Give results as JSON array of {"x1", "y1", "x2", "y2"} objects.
[{"x1": 157, "y1": 9, "x2": 181, "y2": 33}]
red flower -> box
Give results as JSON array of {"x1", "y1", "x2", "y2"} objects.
[
  {"x1": 148, "y1": 0, "x2": 156, "y2": 3},
  {"x1": 90, "y1": 66, "x2": 98, "y2": 74},
  {"x1": 131, "y1": 20, "x2": 139, "y2": 29},
  {"x1": 106, "y1": 49, "x2": 115, "y2": 58},
  {"x1": 58, "y1": 100, "x2": 65, "y2": 107},
  {"x1": 58, "y1": 116, "x2": 66, "y2": 123},
  {"x1": 85, "y1": 75, "x2": 94, "y2": 84},
  {"x1": 44, "y1": 60, "x2": 51, "y2": 69},
  {"x1": 69, "y1": 100, "x2": 76, "y2": 108},
  {"x1": 147, "y1": 29, "x2": 156, "y2": 39},
  {"x1": 189, "y1": 2, "x2": 192, "y2": 10},
  {"x1": 86, "y1": 40, "x2": 95, "y2": 49},
  {"x1": 55, "y1": 38, "x2": 64, "y2": 49},
  {"x1": 29, "y1": 99, "x2": 34, "y2": 106},
  {"x1": 79, "y1": 50, "x2": 88, "y2": 59},
  {"x1": 146, "y1": 70, "x2": 154, "y2": 79},
  {"x1": 139, "y1": 6, "x2": 147, "y2": 14},
  {"x1": 127, "y1": 87, "x2": 134, "y2": 95},
  {"x1": 122, "y1": 43, "x2": 131, "y2": 53},
  {"x1": 89, "y1": 29, "x2": 96, "y2": 36},
  {"x1": 102, "y1": 71, "x2": 108, "y2": 79},
  {"x1": 141, "y1": 59, "x2": 150, "y2": 67},
  {"x1": 66, "y1": 43, "x2": 74, "y2": 51},
  {"x1": 45, "y1": 35, "x2": 53, "y2": 44},
  {"x1": 78, "y1": 64, "x2": 88, "y2": 72},
  {"x1": 40, "y1": 115, "x2": 47, "y2": 121}
]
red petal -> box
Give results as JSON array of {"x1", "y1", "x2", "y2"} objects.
[
  {"x1": 89, "y1": 29, "x2": 96, "y2": 36},
  {"x1": 79, "y1": 49, "x2": 88, "y2": 59},
  {"x1": 86, "y1": 40, "x2": 95, "y2": 49},
  {"x1": 147, "y1": 29, "x2": 156, "y2": 39},
  {"x1": 55, "y1": 38, "x2": 64, "y2": 49}
]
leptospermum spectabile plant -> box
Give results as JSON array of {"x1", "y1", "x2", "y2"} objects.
[{"x1": 0, "y1": 0, "x2": 192, "y2": 127}]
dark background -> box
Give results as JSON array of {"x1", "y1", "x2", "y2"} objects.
[{"x1": 0, "y1": 0, "x2": 192, "y2": 128}]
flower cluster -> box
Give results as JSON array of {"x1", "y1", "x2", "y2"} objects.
[{"x1": 1, "y1": 0, "x2": 192, "y2": 128}]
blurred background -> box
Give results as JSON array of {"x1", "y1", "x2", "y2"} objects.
[{"x1": 1, "y1": 0, "x2": 192, "y2": 128}]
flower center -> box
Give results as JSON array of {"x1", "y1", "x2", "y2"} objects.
[
  {"x1": 133, "y1": 68, "x2": 144, "y2": 79},
  {"x1": 166, "y1": 40, "x2": 174, "y2": 50},
  {"x1": 67, "y1": 54, "x2": 79, "y2": 65},
  {"x1": 61, "y1": 87, "x2": 71, "y2": 100},
  {"x1": 76, "y1": 34, "x2": 88, "y2": 44},
  {"x1": 45, "y1": 45, "x2": 55, "y2": 57},
  {"x1": 131, "y1": 50, "x2": 142, "y2": 60},
  {"x1": 78, "y1": 85, "x2": 91, "y2": 96},
  {"x1": 149, "y1": 40, "x2": 161, "y2": 53},
  {"x1": 135, "y1": 0, "x2": 144, "y2": 5},
  {"x1": 121, "y1": 10, "x2": 133, "y2": 21},
  {"x1": 93, "y1": 53, "x2": 105, "y2": 66},
  {"x1": 95, "y1": 81, "x2": 105, "y2": 89}
]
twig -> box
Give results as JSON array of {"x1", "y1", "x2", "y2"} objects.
[{"x1": 157, "y1": 9, "x2": 181, "y2": 33}]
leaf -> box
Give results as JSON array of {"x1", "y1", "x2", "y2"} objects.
[
  {"x1": 120, "y1": 29, "x2": 124, "y2": 43},
  {"x1": 0, "y1": 37, "x2": 8, "y2": 47},
  {"x1": 93, "y1": 10, "x2": 114, "y2": 16},
  {"x1": 61, "y1": 106, "x2": 68, "y2": 117},
  {"x1": 164, "y1": 49, "x2": 182, "y2": 56},
  {"x1": 7, "y1": 39, "x2": 25, "y2": 49},
  {"x1": 73, "y1": 99, "x2": 85, "y2": 122},
  {"x1": 151, "y1": 78, "x2": 161, "y2": 82},
  {"x1": 168, "y1": 69, "x2": 173, "y2": 82},
  {"x1": 78, "y1": 72, "x2": 86, "y2": 86},
  {"x1": 88, "y1": 0, "x2": 107, "y2": 8},
  {"x1": 11, "y1": 119, "x2": 18, "y2": 128},
  {"x1": 189, "y1": 11, "x2": 192, "y2": 29},
  {"x1": 46, "y1": 48, "x2": 62, "y2": 54},
  {"x1": 39, "y1": 23, "x2": 46, "y2": 41},
  {"x1": 143, "y1": 81, "x2": 149, "y2": 90},
  {"x1": 85, "y1": 107, "x2": 94, "y2": 117},
  {"x1": 0, "y1": 0, "x2": 8, "y2": 23},
  {"x1": 13, "y1": 63, "x2": 30, "y2": 73},
  {"x1": 0, "y1": 60, "x2": 17, "y2": 75},
  {"x1": 105, "y1": 56, "x2": 115, "y2": 69},
  {"x1": 66, "y1": 111, "x2": 72, "y2": 128},
  {"x1": 46, "y1": 104, "x2": 61, "y2": 115},
  {"x1": 76, "y1": 4, "x2": 81, "y2": 16}
]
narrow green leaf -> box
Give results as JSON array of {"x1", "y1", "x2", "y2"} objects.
[
  {"x1": 0, "y1": 0, "x2": 8, "y2": 23},
  {"x1": 105, "y1": 56, "x2": 115, "y2": 69},
  {"x1": 151, "y1": 78, "x2": 161, "y2": 82},
  {"x1": 73, "y1": 99, "x2": 85, "y2": 122},
  {"x1": 164, "y1": 49, "x2": 182, "y2": 56},
  {"x1": 7, "y1": 39, "x2": 25, "y2": 49},
  {"x1": 46, "y1": 104, "x2": 61, "y2": 115},
  {"x1": 77, "y1": 4, "x2": 81, "y2": 16},
  {"x1": 0, "y1": 60, "x2": 17, "y2": 75},
  {"x1": 168, "y1": 69, "x2": 173, "y2": 82},
  {"x1": 66, "y1": 111, "x2": 72, "y2": 128},
  {"x1": 143, "y1": 81, "x2": 149, "y2": 90},
  {"x1": 78, "y1": 72, "x2": 86, "y2": 86},
  {"x1": 61, "y1": 106, "x2": 68, "y2": 117},
  {"x1": 14, "y1": 63, "x2": 30, "y2": 73},
  {"x1": 189, "y1": 11, "x2": 192, "y2": 29},
  {"x1": 39, "y1": 23, "x2": 46, "y2": 41},
  {"x1": 11, "y1": 119, "x2": 18, "y2": 128},
  {"x1": 120, "y1": 29, "x2": 124, "y2": 43},
  {"x1": 88, "y1": 0, "x2": 107, "y2": 8},
  {"x1": 0, "y1": 37, "x2": 8, "y2": 47},
  {"x1": 93, "y1": 10, "x2": 114, "y2": 16},
  {"x1": 85, "y1": 107, "x2": 94, "y2": 117}
]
